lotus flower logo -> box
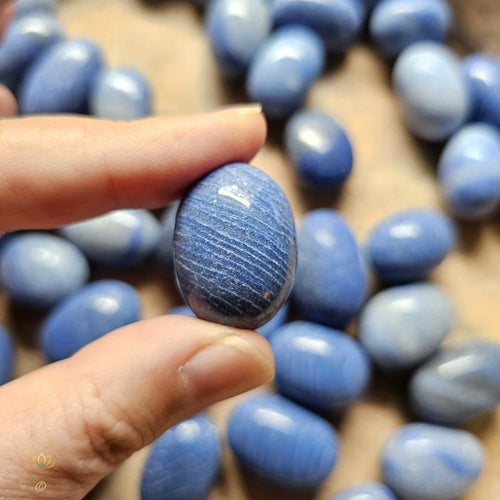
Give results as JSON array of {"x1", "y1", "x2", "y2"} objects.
[{"x1": 29, "y1": 453, "x2": 55, "y2": 470}]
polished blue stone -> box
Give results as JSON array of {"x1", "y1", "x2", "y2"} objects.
[
  {"x1": 0, "y1": 14, "x2": 63, "y2": 92},
  {"x1": 60, "y1": 209, "x2": 161, "y2": 268},
  {"x1": 90, "y1": 67, "x2": 152, "y2": 120},
  {"x1": 271, "y1": 321, "x2": 370, "y2": 411},
  {"x1": 271, "y1": 0, "x2": 364, "y2": 53},
  {"x1": 228, "y1": 393, "x2": 338, "y2": 489},
  {"x1": 247, "y1": 25, "x2": 326, "y2": 118},
  {"x1": 141, "y1": 413, "x2": 220, "y2": 500},
  {"x1": 0, "y1": 233, "x2": 89, "y2": 308},
  {"x1": 285, "y1": 110, "x2": 353, "y2": 188},
  {"x1": 393, "y1": 42, "x2": 470, "y2": 141},
  {"x1": 370, "y1": 0, "x2": 451, "y2": 59},
  {"x1": 174, "y1": 163, "x2": 297, "y2": 330},
  {"x1": 366, "y1": 209, "x2": 455, "y2": 284},
  {"x1": 410, "y1": 340, "x2": 500, "y2": 425},
  {"x1": 0, "y1": 325, "x2": 15, "y2": 386},
  {"x1": 382, "y1": 423, "x2": 484, "y2": 500},
  {"x1": 206, "y1": 0, "x2": 271, "y2": 77},
  {"x1": 15, "y1": 0, "x2": 57, "y2": 19},
  {"x1": 19, "y1": 38, "x2": 104, "y2": 114},
  {"x1": 40, "y1": 280, "x2": 141, "y2": 362},
  {"x1": 438, "y1": 123, "x2": 500, "y2": 220},
  {"x1": 359, "y1": 283, "x2": 453, "y2": 369},
  {"x1": 257, "y1": 301, "x2": 289, "y2": 338},
  {"x1": 293, "y1": 209, "x2": 366, "y2": 328},
  {"x1": 462, "y1": 53, "x2": 500, "y2": 129},
  {"x1": 157, "y1": 202, "x2": 179, "y2": 273},
  {"x1": 330, "y1": 482, "x2": 396, "y2": 500},
  {"x1": 167, "y1": 305, "x2": 195, "y2": 316}
]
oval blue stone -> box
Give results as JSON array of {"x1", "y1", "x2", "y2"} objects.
[
  {"x1": 141, "y1": 413, "x2": 220, "y2": 500},
  {"x1": 409, "y1": 340, "x2": 500, "y2": 425},
  {"x1": 366, "y1": 209, "x2": 455, "y2": 284},
  {"x1": 285, "y1": 110, "x2": 354, "y2": 188},
  {"x1": 206, "y1": 0, "x2": 271, "y2": 77},
  {"x1": 15, "y1": 0, "x2": 57, "y2": 19},
  {"x1": 438, "y1": 123, "x2": 500, "y2": 220},
  {"x1": 174, "y1": 163, "x2": 297, "y2": 330},
  {"x1": 247, "y1": 25, "x2": 326, "y2": 118},
  {"x1": 271, "y1": 321, "x2": 371, "y2": 411},
  {"x1": 19, "y1": 38, "x2": 104, "y2": 114},
  {"x1": 393, "y1": 42, "x2": 470, "y2": 141},
  {"x1": 293, "y1": 209, "x2": 366, "y2": 328},
  {"x1": 382, "y1": 423, "x2": 484, "y2": 500},
  {"x1": 60, "y1": 209, "x2": 161, "y2": 267},
  {"x1": 157, "y1": 202, "x2": 179, "y2": 273},
  {"x1": 330, "y1": 482, "x2": 396, "y2": 500},
  {"x1": 40, "y1": 280, "x2": 141, "y2": 362},
  {"x1": 0, "y1": 325, "x2": 15, "y2": 386},
  {"x1": 359, "y1": 283, "x2": 453, "y2": 369},
  {"x1": 228, "y1": 393, "x2": 338, "y2": 489},
  {"x1": 0, "y1": 232, "x2": 89, "y2": 308}
]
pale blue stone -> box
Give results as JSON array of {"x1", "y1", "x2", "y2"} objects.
[
  {"x1": 359, "y1": 283, "x2": 453, "y2": 369},
  {"x1": 0, "y1": 325, "x2": 15, "y2": 386},
  {"x1": 157, "y1": 202, "x2": 179, "y2": 273},
  {"x1": 15, "y1": 0, "x2": 57, "y2": 19},
  {"x1": 382, "y1": 423, "x2": 484, "y2": 500},
  {"x1": 393, "y1": 42, "x2": 470, "y2": 141},
  {"x1": 330, "y1": 482, "x2": 396, "y2": 500},
  {"x1": 167, "y1": 305, "x2": 195, "y2": 316}
]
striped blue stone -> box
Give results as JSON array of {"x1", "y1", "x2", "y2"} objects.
[
  {"x1": 174, "y1": 163, "x2": 297, "y2": 330},
  {"x1": 330, "y1": 482, "x2": 396, "y2": 500},
  {"x1": 0, "y1": 325, "x2": 15, "y2": 386}
]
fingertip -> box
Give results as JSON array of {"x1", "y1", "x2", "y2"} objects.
[{"x1": 0, "y1": 84, "x2": 17, "y2": 117}]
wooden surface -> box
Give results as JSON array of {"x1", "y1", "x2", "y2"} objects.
[{"x1": 3, "y1": 1, "x2": 499, "y2": 499}]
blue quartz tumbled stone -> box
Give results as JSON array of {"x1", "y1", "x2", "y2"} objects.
[
  {"x1": 174, "y1": 163, "x2": 297, "y2": 330},
  {"x1": 293, "y1": 209, "x2": 366, "y2": 328},
  {"x1": 330, "y1": 482, "x2": 396, "y2": 500},
  {"x1": 284, "y1": 110, "x2": 353, "y2": 188},
  {"x1": 271, "y1": 321, "x2": 370, "y2": 411},
  {"x1": 410, "y1": 340, "x2": 500, "y2": 425},
  {"x1": 393, "y1": 42, "x2": 470, "y2": 141},
  {"x1": 90, "y1": 67, "x2": 152, "y2": 120},
  {"x1": 271, "y1": 0, "x2": 364, "y2": 53},
  {"x1": 366, "y1": 209, "x2": 455, "y2": 284},
  {"x1": 0, "y1": 233, "x2": 89, "y2": 308},
  {"x1": 19, "y1": 38, "x2": 104, "y2": 114},
  {"x1": 438, "y1": 123, "x2": 500, "y2": 220},
  {"x1": 206, "y1": 0, "x2": 271, "y2": 77},
  {"x1": 228, "y1": 393, "x2": 338, "y2": 489},
  {"x1": 0, "y1": 14, "x2": 63, "y2": 92},
  {"x1": 247, "y1": 25, "x2": 326, "y2": 118},
  {"x1": 370, "y1": 0, "x2": 451, "y2": 60},
  {"x1": 257, "y1": 301, "x2": 289, "y2": 338},
  {"x1": 15, "y1": 0, "x2": 57, "y2": 19},
  {"x1": 60, "y1": 209, "x2": 161, "y2": 267},
  {"x1": 359, "y1": 283, "x2": 453, "y2": 369},
  {"x1": 0, "y1": 325, "x2": 15, "y2": 386},
  {"x1": 462, "y1": 53, "x2": 500, "y2": 129},
  {"x1": 141, "y1": 413, "x2": 220, "y2": 500},
  {"x1": 382, "y1": 423, "x2": 484, "y2": 500},
  {"x1": 40, "y1": 280, "x2": 141, "y2": 362},
  {"x1": 157, "y1": 202, "x2": 179, "y2": 273}
]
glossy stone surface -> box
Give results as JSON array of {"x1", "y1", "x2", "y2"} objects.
[
  {"x1": 438, "y1": 123, "x2": 500, "y2": 220},
  {"x1": 359, "y1": 283, "x2": 453, "y2": 369},
  {"x1": 393, "y1": 42, "x2": 470, "y2": 141},
  {"x1": 271, "y1": 321, "x2": 370, "y2": 411},
  {"x1": 271, "y1": 0, "x2": 364, "y2": 53},
  {"x1": 0, "y1": 233, "x2": 89, "y2": 308},
  {"x1": 0, "y1": 325, "x2": 15, "y2": 386},
  {"x1": 157, "y1": 202, "x2": 179, "y2": 273},
  {"x1": 285, "y1": 110, "x2": 353, "y2": 188},
  {"x1": 228, "y1": 393, "x2": 338, "y2": 489},
  {"x1": 141, "y1": 413, "x2": 220, "y2": 500},
  {"x1": 40, "y1": 280, "x2": 141, "y2": 362},
  {"x1": 370, "y1": 0, "x2": 451, "y2": 59},
  {"x1": 206, "y1": 0, "x2": 271, "y2": 77},
  {"x1": 293, "y1": 209, "x2": 366, "y2": 328},
  {"x1": 366, "y1": 209, "x2": 455, "y2": 284},
  {"x1": 174, "y1": 163, "x2": 297, "y2": 330},
  {"x1": 247, "y1": 26, "x2": 325, "y2": 118},
  {"x1": 60, "y1": 209, "x2": 161, "y2": 267},
  {"x1": 410, "y1": 340, "x2": 500, "y2": 425},
  {"x1": 90, "y1": 67, "x2": 152, "y2": 120},
  {"x1": 15, "y1": 0, "x2": 57, "y2": 19},
  {"x1": 330, "y1": 482, "x2": 396, "y2": 500},
  {"x1": 462, "y1": 53, "x2": 500, "y2": 129},
  {"x1": 382, "y1": 423, "x2": 484, "y2": 500},
  {"x1": 19, "y1": 38, "x2": 104, "y2": 114},
  {"x1": 257, "y1": 302, "x2": 289, "y2": 338},
  {"x1": 0, "y1": 14, "x2": 63, "y2": 91}
]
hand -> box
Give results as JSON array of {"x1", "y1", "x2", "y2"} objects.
[{"x1": 0, "y1": 7, "x2": 273, "y2": 499}]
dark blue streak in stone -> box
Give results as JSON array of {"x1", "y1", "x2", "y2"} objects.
[
  {"x1": 174, "y1": 163, "x2": 297, "y2": 329},
  {"x1": 0, "y1": 325, "x2": 15, "y2": 386}
]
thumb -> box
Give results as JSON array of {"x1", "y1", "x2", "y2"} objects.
[{"x1": 0, "y1": 316, "x2": 274, "y2": 499}]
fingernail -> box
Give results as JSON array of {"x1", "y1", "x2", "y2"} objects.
[{"x1": 219, "y1": 103, "x2": 263, "y2": 115}]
